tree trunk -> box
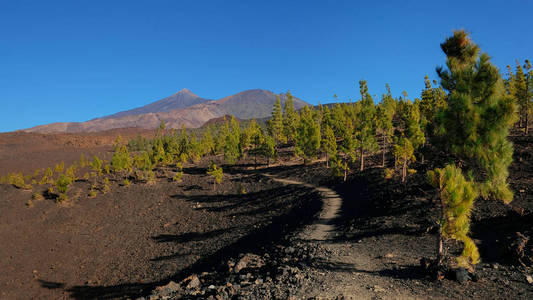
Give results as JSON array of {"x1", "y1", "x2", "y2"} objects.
[
  {"x1": 526, "y1": 109, "x2": 529, "y2": 135},
  {"x1": 382, "y1": 136, "x2": 386, "y2": 168},
  {"x1": 254, "y1": 152, "x2": 257, "y2": 170},
  {"x1": 360, "y1": 146, "x2": 364, "y2": 171},
  {"x1": 326, "y1": 152, "x2": 329, "y2": 168},
  {"x1": 343, "y1": 156, "x2": 347, "y2": 182},
  {"x1": 436, "y1": 192, "x2": 446, "y2": 280},
  {"x1": 402, "y1": 159, "x2": 407, "y2": 182}
]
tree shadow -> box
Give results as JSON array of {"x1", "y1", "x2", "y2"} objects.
[
  {"x1": 152, "y1": 228, "x2": 234, "y2": 244},
  {"x1": 38, "y1": 279, "x2": 65, "y2": 289},
  {"x1": 66, "y1": 182, "x2": 322, "y2": 299},
  {"x1": 308, "y1": 257, "x2": 425, "y2": 280},
  {"x1": 471, "y1": 210, "x2": 533, "y2": 265}
]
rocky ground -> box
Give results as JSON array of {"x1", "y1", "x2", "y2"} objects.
[
  {"x1": 146, "y1": 137, "x2": 533, "y2": 300},
  {"x1": 1, "y1": 133, "x2": 532, "y2": 299}
]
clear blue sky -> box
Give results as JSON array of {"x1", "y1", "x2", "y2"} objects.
[{"x1": 1, "y1": 0, "x2": 532, "y2": 132}]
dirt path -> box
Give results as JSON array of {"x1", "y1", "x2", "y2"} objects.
[
  {"x1": 264, "y1": 174, "x2": 342, "y2": 241},
  {"x1": 265, "y1": 173, "x2": 422, "y2": 299}
]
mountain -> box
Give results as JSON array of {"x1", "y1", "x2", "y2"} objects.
[
  {"x1": 23, "y1": 89, "x2": 309, "y2": 133},
  {"x1": 102, "y1": 89, "x2": 210, "y2": 119}
]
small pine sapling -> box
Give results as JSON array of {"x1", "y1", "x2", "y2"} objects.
[
  {"x1": 55, "y1": 173, "x2": 72, "y2": 202},
  {"x1": 207, "y1": 162, "x2": 223, "y2": 191},
  {"x1": 54, "y1": 162, "x2": 65, "y2": 174},
  {"x1": 173, "y1": 162, "x2": 184, "y2": 182},
  {"x1": 102, "y1": 177, "x2": 110, "y2": 194}
]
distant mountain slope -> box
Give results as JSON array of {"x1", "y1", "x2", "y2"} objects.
[
  {"x1": 102, "y1": 89, "x2": 210, "y2": 119},
  {"x1": 217, "y1": 89, "x2": 307, "y2": 119},
  {"x1": 23, "y1": 89, "x2": 309, "y2": 133}
]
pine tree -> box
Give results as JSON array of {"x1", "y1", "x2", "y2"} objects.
[
  {"x1": 420, "y1": 75, "x2": 447, "y2": 143},
  {"x1": 207, "y1": 162, "x2": 223, "y2": 191},
  {"x1": 510, "y1": 60, "x2": 533, "y2": 134},
  {"x1": 111, "y1": 136, "x2": 132, "y2": 173},
  {"x1": 355, "y1": 80, "x2": 378, "y2": 171},
  {"x1": 295, "y1": 106, "x2": 321, "y2": 165},
  {"x1": 268, "y1": 96, "x2": 285, "y2": 145},
  {"x1": 214, "y1": 119, "x2": 228, "y2": 155},
  {"x1": 393, "y1": 135, "x2": 415, "y2": 182},
  {"x1": 436, "y1": 30, "x2": 517, "y2": 203},
  {"x1": 283, "y1": 91, "x2": 299, "y2": 143},
  {"x1": 376, "y1": 84, "x2": 396, "y2": 167},
  {"x1": 525, "y1": 59, "x2": 533, "y2": 134},
  {"x1": 151, "y1": 137, "x2": 166, "y2": 165},
  {"x1": 224, "y1": 116, "x2": 241, "y2": 164},
  {"x1": 200, "y1": 128, "x2": 215, "y2": 156},
  {"x1": 322, "y1": 125, "x2": 337, "y2": 168},
  {"x1": 391, "y1": 96, "x2": 425, "y2": 181},
  {"x1": 250, "y1": 126, "x2": 265, "y2": 168},
  {"x1": 260, "y1": 133, "x2": 277, "y2": 166},
  {"x1": 240, "y1": 119, "x2": 260, "y2": 155},
  {"x1": 428, "y1": 30, "x2": 518, "y2": 272},
  {"x1": 91, "y1": 156, "x2": 103, "y2": 175},
  {"x1": 339, "y1": 111, "x2": 355, "y2": 181}
]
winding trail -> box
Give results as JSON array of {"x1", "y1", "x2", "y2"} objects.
[{"x1": 264, "y1": 174, "x2": 342, "y2": 241}]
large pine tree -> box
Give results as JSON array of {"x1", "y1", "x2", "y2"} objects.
[
  {"x1": 355, "y1": 80, "x2": 378, "y2": 171},
  {"x1": 429, "y1": 30, "x2": 518, "y2": 272},
  {"x1": 436, "y1": 30, "x2": 517, "y2": 203}
]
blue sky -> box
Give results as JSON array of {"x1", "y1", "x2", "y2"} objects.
[{"x1": 1, "y1": 0, "x2": 532, "y2": 132}]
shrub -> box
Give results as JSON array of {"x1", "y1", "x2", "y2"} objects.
[
  {"x1": 32, "y1": 192, "x2": 44, "y2": 201},
  {"x1": 8, "y1": 172, "x2": 28, "y2": 189},
  {"x1": 54, "y1": 162, "x2": 65, "y2": 173},
  {"x1": 40, "y1": 167, "x2": 54, "y2": 184},
  {"x1": 103, "y1": 164, "x2": 111, "y2": 175},
  {"x1": 172, "y1": 172, "x2": 183, "y2": 182},
  {"x1": 65, "y1": 165, "x2": 77, "y2": 181},
  {"x1": 56, "y1": 193, "x2": 68, "y2": 203},
  {"x1": 79, "y1": 154, "x2": 87, "y2": 168},
  {"x1": 102, "y1": 178, "x2": 110, "y2": 194},
  {"x1": 145, "y1": 170, "x2": 155, "y2": 184},
  {"x1": 55, "y1": 174, "x2": 72, "y2": 194},
  {"x1": 91, "y1": 156, "x2": 103, "y2": 175},
  {"x1": 384, "y1": 168, "x2": 395, "y2": 179},
  {"x1": 123, "y1": 179, "x2": 131, "y2": 187}
]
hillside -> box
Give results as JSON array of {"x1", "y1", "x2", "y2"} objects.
[
  {"x1": 22, "y1": 89, "x2": 308, "y2": 133},
  {"x1": 102, "y1": 89, "x2": 211, "y2": 119}
]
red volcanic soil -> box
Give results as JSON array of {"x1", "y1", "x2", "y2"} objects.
[
  {"x1": 0, "y1": 155, "x2": 320, "y2": 299},
  {"x1": 0, "y1": 128, "x2": 156, "y2": 175}
]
